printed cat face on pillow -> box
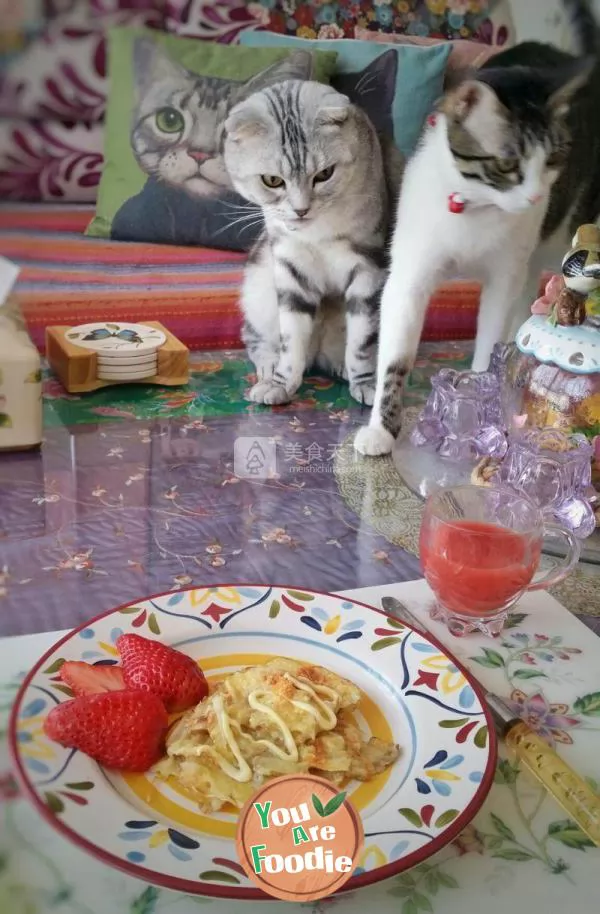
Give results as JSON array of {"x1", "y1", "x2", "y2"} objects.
[
  {"x1": 332, "y1": 49, "x2": 398, "y2": 140},
  {"x1": 440, "y1": 58, "x2": 591, "y2": 215},
  {"x1": 130, "y1": 39, "x2": 315, "y2": 198},
  {"x1": 224, "y1": 80, "x2": 373, "y2": 231}
]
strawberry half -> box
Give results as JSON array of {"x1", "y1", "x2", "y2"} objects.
[
  {"x1": 44, "y1": 691, "x2": 168, "y2": 772},
  {"x1": 116, "y1": 633, "x2": 208, "y2": 712},
  {"x1": 60, "y1": 661, "x2": 126, "y2": 696}
]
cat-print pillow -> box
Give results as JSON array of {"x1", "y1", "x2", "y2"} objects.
[
  {"x1": 239, "y1": 32, "x2": 451, "y2": 158},
  {"x1": 86, "y1": 28, "x2": 338, "y2": 252}
]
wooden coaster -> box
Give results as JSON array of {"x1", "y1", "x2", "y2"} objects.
[{"x1": 46, "y1": 321, "x2": 189, "y2": 393}]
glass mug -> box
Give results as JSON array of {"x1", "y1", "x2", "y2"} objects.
[{"x1": 419, "y1": 485, "x2": 581, "y2": 637}]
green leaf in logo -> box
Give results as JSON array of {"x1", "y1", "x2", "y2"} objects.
[
  {"x1": 287, "y1": 590, "x2": 314, "y2": 601},
  {"x1": 322, "y1": 791, "x2": 347, "y2": 817},
  {"x1": 312, "y1": 794, "x2": 325, "y2": 817},
  {"x1": 269, "y1": 599, "x2": 281, "y2": 619},
  {"x1": 573, "y1": 692, "x2": 600, "y2": 717}
]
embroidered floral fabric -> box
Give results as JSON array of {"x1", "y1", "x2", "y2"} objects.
[{"x1": 250, "y1": 0, "x2": 513, "y2": 46}]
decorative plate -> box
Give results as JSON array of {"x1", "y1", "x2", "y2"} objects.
[
  {"x1": 10, "y1": 586, "x2": 496, "y2": 899},
  {"x1": 65, "y1": 322, "x2": 166, "y2": 356}
]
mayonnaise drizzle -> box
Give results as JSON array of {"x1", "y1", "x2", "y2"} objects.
[
  {"x1": 284, "y1": 674, "x2": 338, "y2": 730},
  {"x1": 248, "y1": 690, "x2": 299, "y2": 761},
  {"x1": 175, "y1": 674, "x2": 340, "y2": 783}
]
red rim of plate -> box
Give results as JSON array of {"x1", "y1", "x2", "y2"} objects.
[{"x1": 9, "y1": 584, "x2": 498, "y2": 900}]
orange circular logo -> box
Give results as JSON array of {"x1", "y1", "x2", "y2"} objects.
[{"x1": 236, "y1": 774, "x2": 364, "y2": 902}]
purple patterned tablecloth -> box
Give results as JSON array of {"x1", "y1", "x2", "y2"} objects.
[{"x1": 0, "y1": 408, "x2": 421, "y2": 636}]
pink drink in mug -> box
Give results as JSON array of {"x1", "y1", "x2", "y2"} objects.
[{"x1": 419, "y1": 485, "x2": 580, "y2": 637}]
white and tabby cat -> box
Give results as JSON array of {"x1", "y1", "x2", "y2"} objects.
[
  {"x1": 223, "y1": 80, "x2": 389, "y2": 405},
  {"x1": 356, "y1": 0, "x2": 600, "y2": 457}
]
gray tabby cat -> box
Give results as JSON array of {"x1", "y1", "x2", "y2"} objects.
[
  {"x1": 112, "y1": 40, "x2": 316, "y2": 248},
  {"x1": 223, "y1": 80, "x2": 389, "y2": 405}
]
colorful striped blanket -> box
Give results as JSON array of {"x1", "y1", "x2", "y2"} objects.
[{"x1": 0, "y1": 204, "x2": 480, "y2": 352}]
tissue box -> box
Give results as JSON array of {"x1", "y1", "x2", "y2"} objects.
[{"x1": 0, "y1": 297, "x2": 42, "y2": 450}]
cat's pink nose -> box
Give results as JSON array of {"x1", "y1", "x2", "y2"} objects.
[
  {"x1": 528, "y1": 193, "x2": 543, "y2": 204},
  {"x1": 189, "y1": 150, "x2": 210, "y2": 162},
  {"x1": 294, "y1": 208, "x2": 309, "y2": 218}
]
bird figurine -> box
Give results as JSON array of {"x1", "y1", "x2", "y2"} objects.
[{"x1": 543, "y1": 224, "x2": 600, "y2": 326}]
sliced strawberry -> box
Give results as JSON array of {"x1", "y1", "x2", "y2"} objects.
[
  {"x1": 44, "y1": 691, "x2": 168, "y2": 772},
  {"x1": 60, "y1": 661, "x2": 125, "y2": 696},
  {"x1": 116, "y1": 633, "x2": 208, "y2": 713}
]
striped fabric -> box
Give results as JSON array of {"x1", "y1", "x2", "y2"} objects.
[{"x1": 0, "y1": 204, "x2": 480, "y2": 352}]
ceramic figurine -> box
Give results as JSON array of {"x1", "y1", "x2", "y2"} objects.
[
  {"x1": 553, "y1": 286, "x2": 587, "y2": 326},
  {"x1": 489, "y1": 223, "x2": 600, "y2": 535}
]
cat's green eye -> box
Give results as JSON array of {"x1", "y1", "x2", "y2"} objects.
[
  {"x1": 496, "y1": 158, "x2": 519, "y2": 174},
  {"x1": 155, "y1": 107, "x2": 185, "y2": 134},
  {"x1": 314, "y1": 165, "x2": 335, "y2": 184},
  {"x1": 261, "y1": 175, "x2": 285, "y2": 189}
]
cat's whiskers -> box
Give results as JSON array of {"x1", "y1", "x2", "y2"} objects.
[
  {"x1": 213, "y1": 212, "x2": 265, "y2": 237},
  {"x1": 353, "y1": 72, "x2": 377, "y2": 96}
]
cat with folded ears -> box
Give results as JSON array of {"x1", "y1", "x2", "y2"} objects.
[{"x1": 223, "y1": 79, "x2": 390, "y2": 406}]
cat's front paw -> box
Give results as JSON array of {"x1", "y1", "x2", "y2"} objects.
[
  {"x1": 350, "y1": 379, "x2": 376, "y2": 406},
  {"x1": 354, "y1": 425, "x2": 395, "y2": 457},
  {"x1": 247, "y1": 379, "x2": 292, "y2": 405}
]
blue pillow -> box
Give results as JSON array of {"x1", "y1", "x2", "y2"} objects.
[{"x1": 239, "y1": 32, "x2": 450, "y2": 157}]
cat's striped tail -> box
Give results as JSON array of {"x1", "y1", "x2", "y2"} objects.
[{"x1": 564, "y1": 0, "x2": 600, "y2": 56}]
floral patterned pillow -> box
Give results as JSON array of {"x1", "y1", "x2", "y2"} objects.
[
  {"x1": 248, "y1": 0, "x2": 514, "y2": 46},
  {"x1": 0, "y1": 5, "x2": 164, "y2": 120},
  {"x1": 0, "y1": 119, "x2": 103, "y2": 201}
]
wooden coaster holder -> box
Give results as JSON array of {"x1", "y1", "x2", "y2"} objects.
[{"x1": 46, "y1": 321, "x2": 189, "y2": 393}]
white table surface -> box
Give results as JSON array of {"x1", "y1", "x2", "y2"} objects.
[{"x1": 1, "y1": 579, "x2": 599, "y2": 913}]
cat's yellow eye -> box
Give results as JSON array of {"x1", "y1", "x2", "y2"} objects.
[
  {"x1": 155, "y1": 107, "x2": 185, "y2": 134},
  {"x1": 261, "y1": 175, "x2": 285, "y2": 188},
  {"x1": 497, "y1": 157, "x2": 519, "y2": 174},
  {"x1": 314, "y1": 165, "x2": 335, "y2": 184}
]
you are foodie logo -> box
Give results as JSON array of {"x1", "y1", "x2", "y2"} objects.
[{"x1": 236, "y1": 774, "x2": 364, "y2": 902}]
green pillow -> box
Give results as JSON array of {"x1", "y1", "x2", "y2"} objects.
[
  {"x1": 239, "y1": 32, "x2": 451, "y2": 157},
  {"x1": 87, "y1": 28, "x2": 337, "y2": 251}
]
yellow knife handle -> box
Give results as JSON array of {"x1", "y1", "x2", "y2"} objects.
[{"x1": 505, "y1": 721, "x2": 600, "y2": 846}]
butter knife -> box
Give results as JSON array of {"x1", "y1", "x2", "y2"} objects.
[{"x1": 381, "y1": 595, "x2": 600, "y2": 847}]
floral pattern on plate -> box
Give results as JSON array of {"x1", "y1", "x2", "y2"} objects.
[{"x1": 10, "y1": 585, "x2": 495, "y2": 899}]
